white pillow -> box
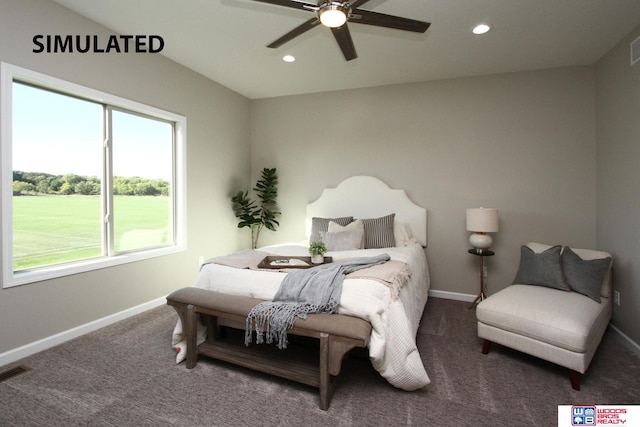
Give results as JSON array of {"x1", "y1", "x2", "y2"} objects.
[
  {"x1": 393, "y1": 221, "x2": 415, "y2": 247},
  {"x1": 328, "y1": 219, "x2": 364, "y2": 249},
  {"x1": 309, "y1": 216, "x2": 353, "y2": 243}
]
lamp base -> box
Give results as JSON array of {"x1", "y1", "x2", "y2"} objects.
[{"x1": 469, "y1": 232, "x2": 493, "y2": 251}]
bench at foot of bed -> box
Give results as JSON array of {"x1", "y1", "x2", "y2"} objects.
[{"x1": 166, "y1": 287, "x2": 372, "y2": 410}]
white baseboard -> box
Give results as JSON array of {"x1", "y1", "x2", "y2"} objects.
[
  {"x1": 429, "y1": 289, "x2": 475, "y2": 302},
  {"x1": 0, "y1": 296, "x2": 167, "y2": 368},
  {"x1": 429, "y1": 289, "x2": 640, "y2": 358},
  {"x1": 610, "y1": 323, "x2": 640, "y2": 357},
  {"x1": 3, "y1": 291, "x2": 637, "y2": 369}
]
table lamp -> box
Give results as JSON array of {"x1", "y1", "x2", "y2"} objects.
[{"x1": 466, "y1": 207, "x2": 499, "y2": 253}]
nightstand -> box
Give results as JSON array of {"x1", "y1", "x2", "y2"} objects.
[{"x1": 468, "y1": 249, "x2": 494, "y2": 309}]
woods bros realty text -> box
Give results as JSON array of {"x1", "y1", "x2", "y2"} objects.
[{"x1": 33, "y1": 35, "x2": 164, "y2": 53}]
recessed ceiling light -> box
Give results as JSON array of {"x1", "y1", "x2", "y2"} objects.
[
  {"x1": 282, "y1": 54, "x2": 295, "y2": 63},
  {"x1": 472, "y1": 24, "x2": 491, "y2": 35}
]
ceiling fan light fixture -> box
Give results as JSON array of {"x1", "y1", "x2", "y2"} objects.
[
  {"x1": 319, "y1": 3, "x2": 348, "y2": 28},
  {"x1": 256, "y1": 0, "x2": 431, "y2": 61}
]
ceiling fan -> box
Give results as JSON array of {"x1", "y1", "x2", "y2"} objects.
[{"x1": 250, "y1": 0, "x2": 431, "y2": 61}]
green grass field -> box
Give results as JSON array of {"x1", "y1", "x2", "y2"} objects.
[{"x1": 12, "y1": 195, "x2": 171, "y2": 271}]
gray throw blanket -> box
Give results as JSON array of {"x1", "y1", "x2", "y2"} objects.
[{"x1": 245, "y1": 253, "x2": 391, "y2": 349}]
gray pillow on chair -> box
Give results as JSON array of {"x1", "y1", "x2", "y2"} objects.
[
  {"x1": 512, "y1": 245, "x2": 570, "y2": 291},
  {"x1": 562, "y1": 247, "x2": 612, "y2": 303}
]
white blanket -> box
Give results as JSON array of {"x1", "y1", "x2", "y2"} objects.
[{"x1": 171, "y1": 242, "x2": 431, "y2": 391}]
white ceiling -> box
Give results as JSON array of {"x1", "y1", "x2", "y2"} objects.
[{"x1": 52, "y1": 0, "x2": 640, "y2": 99}]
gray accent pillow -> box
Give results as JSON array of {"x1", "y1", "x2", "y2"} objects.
[
  {"x1": 320, "y1": 230, "x2": 365, "y2": 251},
  {"x1": 310, "y1": 216, "x2": 353, "y2": 243},
  {"x1": 361, "y1": 213, "x2": 395, "y2": 249},
  {"x1": 328, "y1": 219, "x2": 365, "y2": 249},
  {"x1": 562, "y1": 247, "x2": 611, "y2": 303},
  {"x1": 512, "y1": 245, "x2": 570, "y2": 291}
]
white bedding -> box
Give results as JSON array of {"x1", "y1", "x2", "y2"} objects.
[{"x1": 172, "y1": 242, "x2": 431, "y2": 390}]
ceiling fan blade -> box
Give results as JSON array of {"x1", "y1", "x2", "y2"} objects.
[
  {"x1": 349, "y1": 0, "x2": 372, "y2": 9},
  {"x1": 331, "y1": 24, "x2": 357, "y2": 61},
  {"x1": 352, "y1": 9, "x2": 430, "y2": 33},
  {"x1": 249, "y1": 0, "x2": 316, "y2": 12},
  {"x1": 267, "y1": 17, "x2": 321, "y2": 48}
]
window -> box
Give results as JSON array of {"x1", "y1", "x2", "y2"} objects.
[{"x1": 1, "y1": 63, "x2": 186, "y2": 287}]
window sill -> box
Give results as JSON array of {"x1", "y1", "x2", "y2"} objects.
[{"x1": 3, "y1": 244, "x2": 185, "y2": 288}]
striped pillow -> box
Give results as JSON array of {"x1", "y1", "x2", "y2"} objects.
[
  {"x1": 361, "y1": 213, "x2": 396, "y2": 249},
  {"x1": 309, "y1": 216, "x2": 353, "y2": 243}
]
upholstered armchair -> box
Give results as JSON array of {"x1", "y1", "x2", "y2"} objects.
[{"x1": 476, "y1": 242, "x2": 613, "y2": 390}]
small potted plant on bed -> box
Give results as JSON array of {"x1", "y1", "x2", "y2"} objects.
[{"x1": 309, "y1": 241, "x2": 327, "y2": 264}]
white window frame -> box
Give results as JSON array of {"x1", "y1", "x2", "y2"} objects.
[{"x1": 1, "y1": 62, "x2": 187, "y2": 288}]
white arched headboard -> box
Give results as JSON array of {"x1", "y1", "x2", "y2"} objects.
[{"x1": 306, "y1": 176, "x2": 427, "y2": 247}]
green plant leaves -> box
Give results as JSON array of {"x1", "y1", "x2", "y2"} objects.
[{"x1": 231, "y1": 168, "x2": 281, "y2": 248}]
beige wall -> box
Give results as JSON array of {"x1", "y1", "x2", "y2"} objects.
[
  {"x1": 251, "y1": 67, "x2": 598, "y2": 300},
  {"x1": 2, "y1": 0, "x2": 637, "y2": 360},
  {"x1": 596, "y1": 24, "x2": 640, "y2": 345},
  {"x1": 0, "y1": 0, "x2": 251, "y2": 354}
]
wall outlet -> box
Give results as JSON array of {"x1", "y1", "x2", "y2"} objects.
[
  {"x1": 198, "y1": 255, "x2": 204, "y2": 267},
  {"x1": 613, "y1": 290, "x2": 621, "y2": 306},
  {"x1": 483, "y1": 265, "x2": 488, "y2": 279}
]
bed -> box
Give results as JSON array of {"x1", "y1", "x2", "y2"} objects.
[{"x1": 171, "y1": 176, "x2": 431, "y2": 391}]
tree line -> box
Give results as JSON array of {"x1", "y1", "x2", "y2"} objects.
[{"x1": 13, "y1": 171, "x2": 169, "y2": 196}]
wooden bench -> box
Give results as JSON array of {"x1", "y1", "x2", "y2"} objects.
[{"x1": 166, "y1": 287, "x2": 372, "y2": 410}]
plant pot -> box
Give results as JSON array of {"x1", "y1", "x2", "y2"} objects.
[{"x1": 311, "y1": 254, "x2": 324, "y2": 264}]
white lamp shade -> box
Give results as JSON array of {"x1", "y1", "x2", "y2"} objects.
[{"x1": 466, "y1": 208, "x2": 499, "y2": 232}]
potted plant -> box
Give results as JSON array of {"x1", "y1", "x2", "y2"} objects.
[
  {"x1": 231, "y1": 168, "x2": 280, "y2": 249},
  {"x1": 309, "y1": 241, "x2": 327, "y2": 264}
]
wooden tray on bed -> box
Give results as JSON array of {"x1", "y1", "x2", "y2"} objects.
[{"x1": 257, "y1": 255, "x2": 333, "y2": 269}]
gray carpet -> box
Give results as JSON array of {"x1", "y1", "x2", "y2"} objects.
[{"x1": 0, "y1": 297, "x2": 638, "y2": 426}]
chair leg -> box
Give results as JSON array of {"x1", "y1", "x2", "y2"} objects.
[
  {"x1": 481, "y1": 339, "x2": 491, "y2": 354},
  {"x1": 480, "y1": 339, "x2": 581, "y2": 390},
  {"x1": 569, "y1": 370, "x2": 581, "y2": 391}
]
